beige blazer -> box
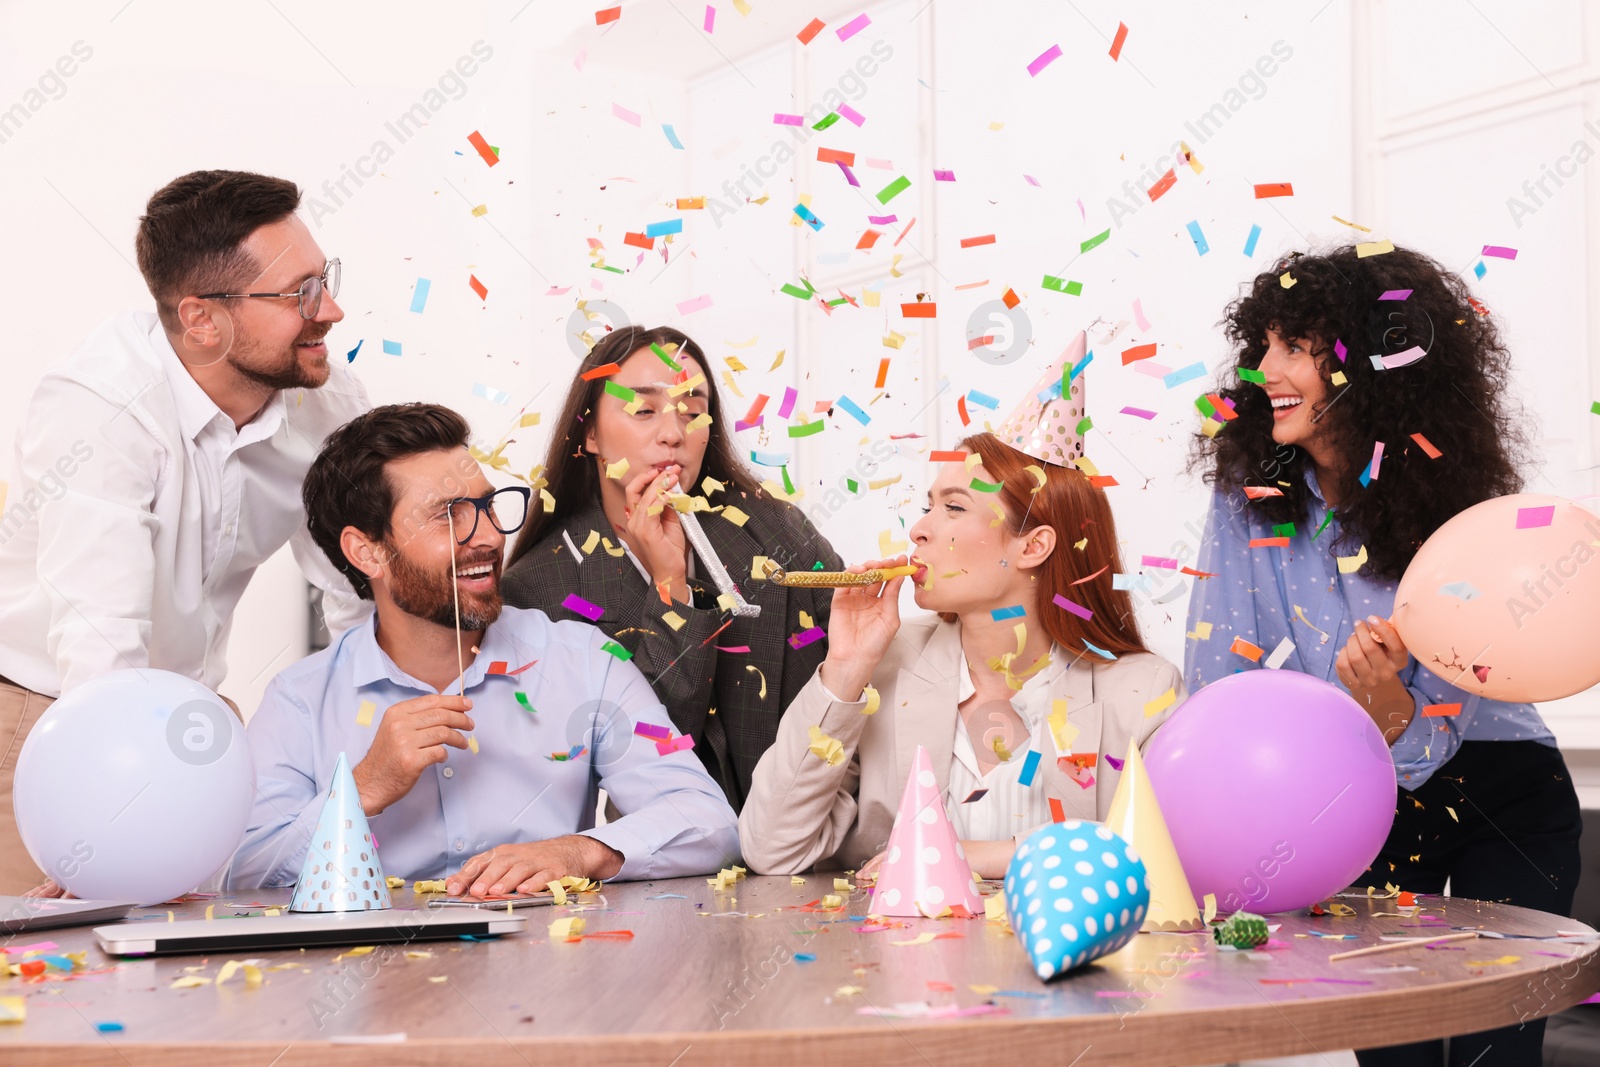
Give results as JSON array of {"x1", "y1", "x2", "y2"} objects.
[{"x1": 738, "y1": 615, "x2": 1186, "y2": 875}]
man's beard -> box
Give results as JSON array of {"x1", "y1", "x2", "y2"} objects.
[
  {"x1": 385, "y1": 542, "x2": 503, "y2": 631},
  {"x1": 226, "y1": 323, "x2": 332, "y2": 391}
]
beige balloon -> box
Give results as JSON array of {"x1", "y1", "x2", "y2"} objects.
[{"x1": 1391, "y1": 494, "x2": 1600, "y2": 702}]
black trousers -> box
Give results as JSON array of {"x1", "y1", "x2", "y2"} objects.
[{"x1": 1355, "y1": 740, "x2": 1582, "y2": 1067}]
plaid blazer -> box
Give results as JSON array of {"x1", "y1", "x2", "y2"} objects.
[{"x1": 500, "y1": 494, "x2": 843, "y2": 811}]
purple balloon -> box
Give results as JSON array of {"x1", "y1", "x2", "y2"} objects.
[{"x1": 1143, "y1": 671, "x2": 1396, "y2": 914}]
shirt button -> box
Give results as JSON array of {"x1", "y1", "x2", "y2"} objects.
[
  {"x1": 442, "y1": 767, "x2": 454, "y2": 778},
  {"x1": 454, "y1": 838, "x2": 465, "y2": 851}
]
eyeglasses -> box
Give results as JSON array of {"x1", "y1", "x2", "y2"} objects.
[
  {"x1": 442, "y1": 487, "x2": 532, "y2": 545},
  {"x1": 199, "y1": 258, "x2": 341, "y2": 320}
]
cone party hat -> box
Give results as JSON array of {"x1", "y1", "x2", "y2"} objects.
[
  {"x1": 289, "y1": 751, "x2": 393, "y2": 913},
  {"x1": 992, "y1": 330, "x2": 1088, "y2": 469},
  {"x1": 1104, "y1": 738, "x2": 1203, "y2": 931},
  {"x1": 870, "y1": 745, "x2": 984, "y2": 918}
]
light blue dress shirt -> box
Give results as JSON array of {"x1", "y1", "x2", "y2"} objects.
[
  {"x1": 1183, "y1": 469, "x2": 1555, "y2": 791},
  {"x1": 225, "y1": 606, "x2": 740, "y2": 888}
]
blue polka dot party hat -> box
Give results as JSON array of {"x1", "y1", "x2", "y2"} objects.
[
  {"x1": 1004, "y1": 820, "x2": 1150, "y2": 980},
  {"x1": 289, "y1": 751, "x2": 393, "y2": 913}
]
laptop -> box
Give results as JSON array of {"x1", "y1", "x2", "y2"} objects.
[
  {"x1": 94, "y1": 907, "x2": 525, "y2": 956},
  {"x1": 0, "y1": 896, "x2": 138, "y2": 934}
]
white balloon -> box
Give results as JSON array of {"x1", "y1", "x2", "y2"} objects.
[{"x1": 13, "y1": 669, "x2": 254, "y2": 906}]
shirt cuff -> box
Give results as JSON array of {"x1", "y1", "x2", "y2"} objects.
[
  {"x1": 816, "y1": 675, "x2": 868, "y2": 706},
  {"x1": 580, "y1": 822, "x2": 651, "y2": 881}
]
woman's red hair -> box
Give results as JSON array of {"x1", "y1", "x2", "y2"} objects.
[{"x1": 944, "y1": 432, "x2": 1149, "y2": 658}]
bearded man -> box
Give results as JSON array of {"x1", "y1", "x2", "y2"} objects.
[{"x1": 225, "y1": 404, "x2": 738, "y2": 893}]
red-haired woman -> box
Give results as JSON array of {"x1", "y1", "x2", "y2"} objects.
[{"x1": 738, "y1": 420, "x2": 1184, "y2": 878}]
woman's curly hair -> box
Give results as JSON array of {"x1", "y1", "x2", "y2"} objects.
[{"x1": 1189, "y1": 242, "x2": 1533, "y2": 581}]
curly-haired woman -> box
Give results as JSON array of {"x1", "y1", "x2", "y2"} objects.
[{"x1": 1185, "y1": 244, "x2": 1578, "y2": 1067}]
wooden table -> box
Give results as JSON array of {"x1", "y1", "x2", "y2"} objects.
[{"x1": 3, "y1": 873, "x2": 1596, "y2": 1065}]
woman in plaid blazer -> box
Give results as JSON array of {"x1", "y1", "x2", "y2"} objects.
[{"x1": 502, "y1": 325, "x2": 843, "y2": 812}]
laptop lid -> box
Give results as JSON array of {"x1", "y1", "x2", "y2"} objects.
[
  {"x1": 0, "y1": 896, "x2": 138, "y2": 935},
  {"x1": 94, "y1": 907, "x2": 526, "y2": 956}
]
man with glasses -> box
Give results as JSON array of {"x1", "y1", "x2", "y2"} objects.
[
  {"x1": 0, "y1": 170, "x2": 369, "y2": 894},
  {"x1": 225, "y1": 404, "x2": 738, "y2": 892}
]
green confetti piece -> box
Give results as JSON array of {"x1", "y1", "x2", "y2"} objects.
[
  {"x1": 1195, "y1": 395, "x2": 1218, "y2": 418},
  {"x1": 592, "y1": 264, "x2": 625, "y2": 274},
  {"x1": 600, "y1": 640, "x2": 633, "y2": 662},
  {"x1": 1080, "y1": 228, "x2": 1111, "y2": 253},
  {"x1": 651, "y1": 342, "x2": 682, "y2": 371},
  {"x1": 1075, "y1": 417, "x2": 1093, "y2": 435},
  {"x1": 1591, "y1": 400, "x2": 1600, "y2": 415},
  {"x1": 1271, "y1": 522, "x2": 1297, "y2": 538},
  {"x1": 1238, "y1": 367, "x2": 1266, "y2": 384},
  {"x1": 825, "y1": 297, "x2": 848, "y2": 307},
  {"x1": 1214, "y1": 911, "x2": 1269, "y2": 948},
  {"x1": 603, "y1": 381, "x2": 637, "y2": 402},
  {"x1": 787, "y1": 419, "x2": 825, "y2": 437},
  {"x1": 876, "y1": 175, "x2": 911, "y2": 205},
  {"x1": 970, "y1": 477, "x2": 1004, "y2": 492},
  {"x1": 812, "y1": 111, "x2": 841, "y2": 130},
  {"x1": 780, "y1": 283, "x2": 812, "y2": 300},
  {"x1": 846, "y1": 478, "x2": 859, "y2": 492},
  {"x1": 514, "y1": 692, "x2": 534, "y2": 712},
  {"x1": 1311, "y1": 508, "x2": 1336, "y2": 541},
  {"x1": 1042, "y1": 276, "x2": 1082, "y2": 295},
  {"x1": 1066, "y1": 280, "x2": 1083, "y2": 295},
  {"x1": 781, "y1": 465, "x2": 796, "y2": 495}
]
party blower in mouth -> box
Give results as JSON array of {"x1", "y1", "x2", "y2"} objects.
[{"x1": 759, "y1": 559, "x2": 919, "y2": 587}]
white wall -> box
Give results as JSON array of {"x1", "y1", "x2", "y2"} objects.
[{"x1": 0, "y1": 0, "x2": 1591, "y2": 753}]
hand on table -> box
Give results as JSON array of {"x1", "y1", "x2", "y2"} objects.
[
  {"x1": 447, "y1": 834, "x2": 624, "y2": 898},
  {"x1": 24, "y1": 879, "x2": 68, "y2": 898}
]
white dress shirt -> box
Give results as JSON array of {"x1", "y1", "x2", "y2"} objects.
[
  {"x1": 946, "y1": 647, "x2": 1070, "y2": 840},
  {"x1": 0, "y1": 311, "x2": 371, "y2": 697},
  {"x1": 225, "y1": 605, "x2": 741, "y2": 887}
]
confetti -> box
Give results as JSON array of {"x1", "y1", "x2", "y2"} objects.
[
  {"x1": 808, "y1": 725, "x2": 845, "y2": 766},
  {"x1": 561, "y1": 594, "x2": 604, "y2": 621},
  {"x1": 1108, "y1": 21, "x2": 1129, "y2": 60},
  {"x1": 1516, "y1": 505, "x2": 1555, "y2": 529},
  {"x1": 1230, "y1": 637, "x2": 1264, "y2": 662},
  {"x1": 1025, "y1": 43, "x2": 1066, "y2": 77}
]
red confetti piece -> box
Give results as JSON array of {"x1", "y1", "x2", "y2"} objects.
[
  {"x1": 901, "y1": 302, "x2": 937, "y2": 318},
  {"x1": 1410, "y1": 432, "x2": 1443, "y2": 459},
  {"x1": 1253, "y1": 183, "x2": 1294, "y2": 198},
  {"x1": 1423, "y1": 703, "x2": 1462, "y2": 717},
  {"x1": 468, "y1": 275, "x2": 488, "y2": 302},
  {"x1": 624, "y1": 232, "x2": 655, "y2": 249},
  {"x1": 1108, "y1": 21, "x2": 1129, "y2": 60},
  {"x1": 581, "y1": 362, "x2": 622, "y2": 381},
  {"x1": 959, "y1": 234, "x2": 996, "y2": 248},
  {"x1": 1230, "y1": 637, "x2": 1265, "y2": 662},
  {"x1": 1147, "y1": 169, "x2": 1177, "y2": 201},
  {"x1": 595, "y1": 6, "x2": 621, "y2": 24},
  {"x1": 797, "y1": 17, "x2": 825, "y2": 43},
  {"x1": 466, "y1": 130, "x2": 499, "y2": 167},
  {"x1": 1121, "y1": 343, "x2": 1157, "y2": 364}
]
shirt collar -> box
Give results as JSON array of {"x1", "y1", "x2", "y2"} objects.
[
  {"x1": 153, "y1": 320, "x2": 286, "y2": 445},
  {"x1": 349, "y1": 606, "x2": 534, "y2": 693},
  {"x1": 957, "y1": 643, "x2": 1067, "y2": 705},
  {"x1": 1303, "y1": 464, "x2": 1326, "y2": 504}
]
